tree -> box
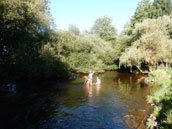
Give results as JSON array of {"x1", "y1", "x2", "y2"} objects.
[
  {"x1": 0, "y1": 0, "x2": 71, "y2": 82},
  {"x1": 131, "y1": 0, "x2": 153, "y2": 26},
  {"x1": 125, "y1": 0, "x2": 172, "y2": 35},
  {"x1": 152, "y1": 0, "x2": 172, "y2": 18},
  {"x1": 68, "y1": 24, "x2": 80, "y2": 35},
  {"x1": 91, "y1": 16, "x2": 117, "y2": 41},
  {"x1": 0, "y1": 0, "x2": 51, "y2": 62},
  {"x1": 125, "y1": 0, "x2": 153, "y2": 35},
  {"x1": 120, "y1": 16, "x2": 172, "y2": 72}
]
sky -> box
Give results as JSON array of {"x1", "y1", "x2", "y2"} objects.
[{"x1": 49, "y1": 0, "x2": 148, "y2": 34}]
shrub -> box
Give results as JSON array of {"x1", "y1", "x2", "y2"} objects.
[{"x1": 148, "y1": 69, "x2": 171, "y2": 84}]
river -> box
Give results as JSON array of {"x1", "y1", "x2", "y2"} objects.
[{"x1": 0, "y1": 71, "x2": 156, "y2": 129}]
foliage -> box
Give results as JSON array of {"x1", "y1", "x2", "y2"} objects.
[
  {"x1": 119, "y1": 16, "x2": 172, "y2": 72},
  {"x1": 130, "y1": 0, "x2": 153, "y2": 29},
  {"x1": 68, "y1": 24, "x2": 80, "y2": 35},
  {"x1": 43, "y1": 31, "x2": 117, "y2": 73},
  {"x1": 113, "y1": 35, "x2": 131, "y2": 58},
  {"x1": 146, "y1": 69, "x2": 172, "y2": 129},
  {"x1": 91, "y1": 16, "x2": 117, "y2": 41},
  {"x1": 1, "y1": 0, "x2": 172, "y2": 87},
  {"x1": 152, "y1": 0, "x2": 172, "y2": 18},
  {"x1": 148, "y1": 69, "x2": 171, "y2": 84},
  {"x1": 125, "y1": 0, "x2": 172, "y2": 35},
  {"x1": 0, "y1": 0, "x2": 71, "y2": 83},
  {"x1": 39, "y1": 45, "x2": 71, "y2": 81}
]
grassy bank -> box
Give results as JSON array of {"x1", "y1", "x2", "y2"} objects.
[{"x1": 146, "y1": 68, "x2": 172, "y2": 129}]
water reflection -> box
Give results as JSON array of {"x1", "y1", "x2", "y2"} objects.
[
  {"x1": 84, "y1": 85, "x2": 93, "y2": 98},
  {"x1": 96, "y1": 85, "x2": 101, "y2": 96},
  {"x1": 84, "y1": 83, "x2": 102, "y2": 98},
  {"x1": 0, "y1": 71, "x2": 157, "y2": 129}
]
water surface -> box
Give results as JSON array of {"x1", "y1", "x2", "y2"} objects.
[{"x1": 0, "y1": 71, "x2": 156, "y2": 129}]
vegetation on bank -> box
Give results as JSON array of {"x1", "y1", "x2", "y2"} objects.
[
  {"x1": 1, "y1": 0, "x2": 172, "y2": 84},
  {"x1": 0, "y1": 0, "x2": 124, "y2": 83},
  {"x1": 120, "y1": 1, "x2": 172, "y2": 127},
  {"x1": 0, "y1": 0, "x2": 172, "y2": 128},
  {"x1": 146, "y1": 68, "x2": 172, "y2": 129},
  {"x1": 43, "y1": 32, "x2": 119, "y2": 73},
  {"x1": 0, "y1": 0, "x2": 71, "y2": 83},
  {"x1": 120, "y1": 16, "x2": 172, "y2": 73}
]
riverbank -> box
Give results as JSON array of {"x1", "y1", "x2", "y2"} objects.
[{"x1": 146, "y1": 68, "x2": 172, "y2": 129}]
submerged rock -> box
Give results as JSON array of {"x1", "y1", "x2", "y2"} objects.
[
  {"x1": 124, "y1": 115, "x2": 139, "y2": 129},
  {"x1": 138, "y1": 77, "x2": 156, "y2": 87},
  {"x1": 0, "y1": 83, "x2": 16, "y2": 93},
  {"x1": 69, "y1": 74, "x2": 77, "y2": 80}
]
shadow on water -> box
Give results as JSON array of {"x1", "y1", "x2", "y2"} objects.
[{"x1": 0, "y1": 71, "x2": 157, "y2": 129}]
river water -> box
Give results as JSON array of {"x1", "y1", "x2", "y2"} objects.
[{"x1": 0, "y1": 71, "x2": 156, "y2": 129}]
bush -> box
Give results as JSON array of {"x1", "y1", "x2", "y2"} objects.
[
  {"x1": 146, "y1": 68, "x2": 172, "y2": 129},
  {"x1": 45, "y1": 32, "x2": 118, "y2": 73},
  {"x1": 148, "y1": 69, "x2": 171, "y2": 84}
]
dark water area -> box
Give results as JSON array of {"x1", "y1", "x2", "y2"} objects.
[{"x1": 0, "y1": 71, "x2": 157, "y2": 129}]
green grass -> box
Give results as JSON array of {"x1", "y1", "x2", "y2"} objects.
[
  {"x1": 146, "y1": 68, "x2": 172, "y2": 129},
  {"x1": 148, "y1": 69, "x2": 171, "y2": 85}
]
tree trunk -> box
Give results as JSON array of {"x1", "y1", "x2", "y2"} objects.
[
  {"x1": 136, "y1": 66, "x2": 149, "y2": 73},
  {"x1": 130, "y1": 66, "x2": 132, "y2": 73},
  {"x1": 166, "y1": 62, "x2": 168, "y2": 72},
  {"x1": 148, "y1": 65, "x2": 153, "y2": 73},
  {"x1": 119, "y1": 63, "x2": 120, "y2": 69}
]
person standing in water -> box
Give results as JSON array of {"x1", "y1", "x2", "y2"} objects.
[
  {"x1": 89, "y1": 71, "x2": 94, "y2": 86},
  {"x1": 96, "y1": 76, "x2": 101, "y2": 85}
]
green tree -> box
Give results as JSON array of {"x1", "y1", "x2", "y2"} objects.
[
  {"x1": 43, "y1": 31, "x2": 118, "y2": 73},
  {"x1": 91, "y1": 16, "x2": 117, "y2": 41},
  {"x1": 125, "y1": 0, "x2": 172, "y2": 35},
  {"x1": 68, "y1": 24, "x2": 80, "y2": 35},
  {"x1": 125, "y1": 0, "x2": 153, "y2": 35},
  {"x1": 131, "y1": 0, "x2": 153, "y2": 27},
  {"x1": 0, "y1": 0, "x2": 71, "y2": 83},
  {"x1": 0, "y1": 0, "x2": 51, "y2": 61},
  {"x1": 120, "y1": 16, "x2": 172, "y2": 72},
  {"x1": 152, "y1": 0, "x2": 172, "y2": 18}
]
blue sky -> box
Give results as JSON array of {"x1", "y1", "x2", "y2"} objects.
[{"x1": 49, "y1": 0, "x2": 152, "y2": 34}]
